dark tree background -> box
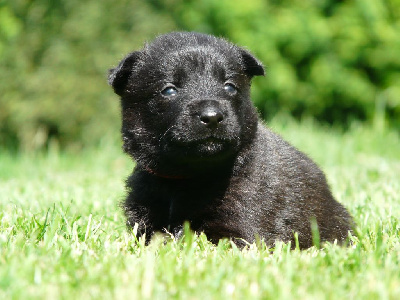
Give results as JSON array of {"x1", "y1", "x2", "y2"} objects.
[{"x1": 1, "y1": 0, "x2": 399, "y2": 150}]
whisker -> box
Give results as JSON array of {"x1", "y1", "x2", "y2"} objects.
[{"x1": 158, "y1": 124, "x2": 177, "y2": 143}]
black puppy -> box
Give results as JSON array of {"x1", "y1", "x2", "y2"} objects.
[{"x1": 108, "y1": 32, "x2": 353, "y2": 248}]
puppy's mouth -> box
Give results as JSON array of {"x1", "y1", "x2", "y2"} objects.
[
  {"x1": 165, "y1": 136, "x2": 238, "y2": 161},
  {"x1": 196, "y1": 137, "x2": 227, "y2": 154}
]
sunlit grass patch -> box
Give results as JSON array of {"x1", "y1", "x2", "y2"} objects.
[{"x1": 1, "y1": 120, "x2": 399, "y2": 299}]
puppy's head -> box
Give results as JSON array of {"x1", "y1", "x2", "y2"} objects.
[{"x1": 109, "y1": 32, "x2": 264, "y2": 176}]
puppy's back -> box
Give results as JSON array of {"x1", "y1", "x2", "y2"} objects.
[{"x1": 233, "y1": 124, "x2": 353, "y2": 247}]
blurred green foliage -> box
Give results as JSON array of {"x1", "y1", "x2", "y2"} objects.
[{"x1": 0, "y1": 0, "x2": 399, "y2": 150}]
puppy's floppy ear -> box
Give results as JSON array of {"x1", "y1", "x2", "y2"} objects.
[
  {"x1": 108, "y1": 51, "x2": 140, "y2": 96},
  {"x1": 239, "y1": 48, "x2": 265, "y2": 78}
]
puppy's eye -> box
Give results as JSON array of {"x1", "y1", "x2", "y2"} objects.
[
  {"x1": 224, "y1": 83, "x2": 237, "y2": 95},
  {"x1": 161, "y1": 86, "x2": 178, "y2": 97}
]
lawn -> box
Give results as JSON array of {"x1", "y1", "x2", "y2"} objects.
[{"x1": 1, "y1": 119, "x2": 399, "y2": 299}]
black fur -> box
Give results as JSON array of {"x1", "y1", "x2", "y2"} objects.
[{"x1": 108, "y1": 32, "x2": 353, "y2": 248}]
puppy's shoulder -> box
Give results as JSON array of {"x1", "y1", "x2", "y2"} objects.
[{"x1": 253, "y1": 122, "x2": 326, "y2": 179}]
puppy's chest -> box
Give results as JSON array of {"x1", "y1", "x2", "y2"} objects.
[{"x1": 141, "y1": 178, "x2": 244, "y2": 230}]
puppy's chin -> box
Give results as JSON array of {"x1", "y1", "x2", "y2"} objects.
[
  {"x1": 197, "y1": 139, "x2": 226, "y2": 155},
  {"x1": 164, "y1": 137, "x2": 238, "y2": 164}
]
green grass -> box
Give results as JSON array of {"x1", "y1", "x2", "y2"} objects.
[{"x1": 1, "y1": 119, "x2": 399, "y2": 299}]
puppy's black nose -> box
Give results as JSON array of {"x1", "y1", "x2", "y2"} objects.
[{"x1": 199, "y1": 109, "x2": 224, "y2": 127}]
